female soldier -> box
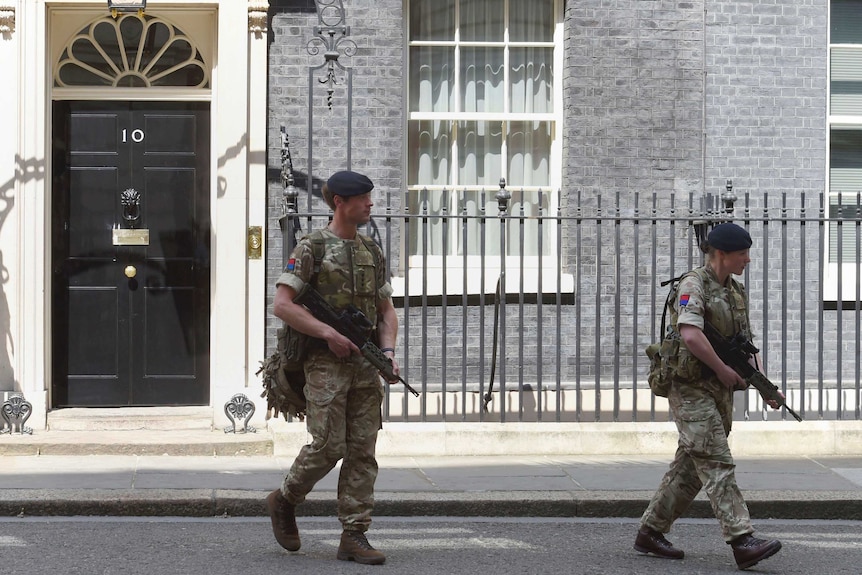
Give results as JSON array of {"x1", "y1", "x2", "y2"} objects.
[{"x1": 634, "y1": 222, "x2": 783, "y2": 571}]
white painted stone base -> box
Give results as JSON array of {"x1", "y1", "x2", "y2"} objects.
[{"x1": 268, "y1": 419, "x2": 862, "y2": 458}]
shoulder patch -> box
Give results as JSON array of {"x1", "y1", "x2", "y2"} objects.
[{"x1": 679, "y1": 294, "x2": 690, "y2": 306}]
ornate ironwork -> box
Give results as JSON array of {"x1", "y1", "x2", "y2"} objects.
[
  {"x1": 721, "y1": 178, "x2": 738, "y2": 214},
  {"x1": 1, "y1": 393, "x2": 33, "y2": 435},
  {"x1": 121, "y1": 188, "x2": 141, "y2": 225},
  {"x1": 307, "y1": 0, "x2": 356, "y2": 109},
  {"x1": 693, "y1": 179, "x2": 738, "y2": 253},
  {"x1": 55, "y1": 14, "x2": 209, "y2": 89},
  {"x1": 495, "y1": 178, "x2": 511, "y2": 216},
  {"x1": 278, "y1": 126, "x2": 301, "y2": 261},
  {"x1": 224, "y1": 393, "x2": 257, "y2": 434}
]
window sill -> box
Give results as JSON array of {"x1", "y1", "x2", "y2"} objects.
[{"x1": 391, "y1": 269, "x2": 574, "y2": 299}]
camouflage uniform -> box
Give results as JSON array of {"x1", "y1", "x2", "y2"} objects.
[
  {"x1": 275, "y1": 228, "x2": 392, "y2": 533},
  {"x1": 640, "y1": 265, "x2": 754, "y2": 542}
]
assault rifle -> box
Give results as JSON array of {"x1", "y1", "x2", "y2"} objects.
[
  {"x1": 293, "y1": 284, "x2": 420, "y2": 397},
  {"x1": 702, "y1": 322, "x2": 802, "y2": 421}
]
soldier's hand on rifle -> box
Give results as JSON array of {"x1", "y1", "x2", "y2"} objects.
[
  {"x1": 380, "y1": 350, "x2": 401, "y2": 384},
  {"x1": 764, "y1": 391, "x2": 783, "y2": 410},
  {"x1": 716, "y1": 364, "x2": 746, "y2": 391},
  {"x1": 679, "y1": 325, "x2": 747, "y2": 391},
  {"x1": 325, "y1": 328, "x2": 359, "y2": 359}
]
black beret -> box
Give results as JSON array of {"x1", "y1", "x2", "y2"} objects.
[
  {"x1": 326, "y1": 170, "x2": 374, "y2": 197},
  {"x1": 708, "y1": 222, "x2": 752, "y2": 252}
]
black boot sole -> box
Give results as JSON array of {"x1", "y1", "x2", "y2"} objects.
[
  {"x1": 337, "y1": 551, "x2": 386, "y2": 565},
  {"x1": 633, "y1": 543, "x2": 685, "y2": 559}
]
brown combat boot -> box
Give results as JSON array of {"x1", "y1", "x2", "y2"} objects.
[
  {"x1": 336, "y1": 530, "x2": 386, "y2": 565},
  {"x1": 730, "y1": 534, "x2": 782, "y2": 570},
  {"x1": 633, "y1": 527, "x2": 685, "y2": 559},
  {"x1": 265, "y1": 489, "x2": 300, "y2": 551}
]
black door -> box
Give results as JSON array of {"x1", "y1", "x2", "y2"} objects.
[{"x1": 52, "y1": 101, "x2": 211, "y2": 407}]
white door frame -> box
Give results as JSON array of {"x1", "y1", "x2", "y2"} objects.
[{"x1": 7, "y1": 0, "x2": 269, "y2": 427}]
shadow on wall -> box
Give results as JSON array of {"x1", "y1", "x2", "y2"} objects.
[
  {"x1": 0, "y1": 156, "x2": 44, "y2": 391},
  {"x1": 266, "y1": 0, "x2": 319, "y2": 47},
  {"x1": 268, "y1": 167, "x2": 385, "y2": 255}
]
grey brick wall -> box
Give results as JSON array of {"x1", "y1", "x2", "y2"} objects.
[
  {"x1": 261, "y1": 2, "x2": 846, "y2": 418},
  {"x1": 561, "y1": 0, "x2": 827, "y2": 199},
  {"x1": 561, "y1": 0, "x2": 708, "y2": 390},
  {"x1": 704, "y1": 0, "x2": 827, "y2": 194},
  {"x1": 266, "y1": 0, "x2": 405, "y2": 347},
  {"x1": 563, "y1": 0, "x2": 706, "y2": 200},
  {"x1": 560, "y1": 1, "x2": 834, "y2": 388},
  {"x1": 703, "y1": 0, "x2": 829, "y2": 378}
]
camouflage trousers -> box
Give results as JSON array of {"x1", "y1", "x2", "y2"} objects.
[
  {"x1": 282, "y1": 348, "x2": 383, "y2": 532},
  {"x1": 640, "y1": 380, "x2": 753, "y2": 542}
]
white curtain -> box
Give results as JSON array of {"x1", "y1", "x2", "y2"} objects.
[
  {"x1": 509, "y1": 0, "x2": 554, "y2": 42},
  {"x1": 458, "y1": 121, "x2": 502, "y2": 185},
  {"x1": 409, "y1": 0, "x2": 455, "y2": 41},
  {"x1": 460, "y1": 46, "x2": 504, "y2": 113},
  {"x1": 460, "y1": 0, "x2": 504, "y2": 41},
  {"x1": 507, "y1": 121, "x2": 550, "y2": 187},
  {"x1": 409, "y1": 0, "x2": 556, "y2": 257},
  {"x1": 456, "y1": 190, "x2": 553, "y2": 256},
  {"x1": 510, "y1": 47, "x2": 553, "y2": 114}
]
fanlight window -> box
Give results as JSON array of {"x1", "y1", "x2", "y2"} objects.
[{"x1": 55, "y1": 14, "x2": 209, "y2": 88}]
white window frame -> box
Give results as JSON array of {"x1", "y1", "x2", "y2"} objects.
[
  {"x1": 826, "y1": 1, "x2": 862, "y2": 302},
  {"x1": 397, "y1": 0, "x2": 572, "y2": 297}
]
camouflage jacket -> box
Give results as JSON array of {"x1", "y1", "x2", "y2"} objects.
[
  {"x1": 276, "y1": 228, "x2": 393, "y2": 327},
  {"x1": 671, "y1": 265, "x2": 751, "y2": 386}
]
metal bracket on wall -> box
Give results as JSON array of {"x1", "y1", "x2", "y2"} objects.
[
  {"x1": 224, "y1": 393, "x2": 257, "y2": 434},
  {"x1": 1, "y1": 393, "x2": 33, "y2": 435},
  {"x1": 309, "y1": 0, "x2": 356, "y2": 109},
  {"x1": 248, "y1": 226, "x2": 263, "y2": 259}
]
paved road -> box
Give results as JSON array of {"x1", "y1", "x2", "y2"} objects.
[{"x1": 2, "y1": 516, "x2": 860, "y2": 574}]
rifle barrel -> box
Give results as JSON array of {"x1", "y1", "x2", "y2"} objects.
[{"x1": 704, "y1": 322, "x2": 802, "y2": 422}]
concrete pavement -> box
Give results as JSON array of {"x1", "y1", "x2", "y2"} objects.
[
  {"x1": 2, "y1": 413, "x2": 861, "y2": 520},
  {"x1": 1, "y1": 442, "x2": 861, "y2": 520}
]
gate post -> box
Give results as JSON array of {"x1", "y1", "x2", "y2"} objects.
[
  {"x1": 493, "y1": 179, "x2": 511, "y2": 420},
  {"x1": 694, "y1": 179, "x2": 738, "y2": 253}
]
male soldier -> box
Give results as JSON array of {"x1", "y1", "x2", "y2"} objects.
[
  {"x1": 266, "y1": 170, "x2": 399, "y2": 565},
  {"x1": 634, "y1": 223, "x2": 783, "y2": 571}
]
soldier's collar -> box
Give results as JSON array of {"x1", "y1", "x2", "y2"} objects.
[{"x1": 704, "y1": 263, "x2": 732, "y2": 287}]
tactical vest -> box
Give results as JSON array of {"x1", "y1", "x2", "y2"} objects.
[
  {"x1": 258, "y1": 229, "x2": 384, "y2": 422},
  {"x1": 304, "y1": 228, "x2": 383, "y2": 325},
  {"x1": 666, "y1": 266, "x2": 750, "y2": 383}
]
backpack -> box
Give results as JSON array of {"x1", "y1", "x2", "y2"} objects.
[
  {"x1": 258, "y1": 230, "x2": 382, "y2": 421},
  {"x1": 646, "y1": 267, "x2": 747, "y2": 396},
  {"x1": 645, "y1": 274, "x2": 686, "y2": 397}
]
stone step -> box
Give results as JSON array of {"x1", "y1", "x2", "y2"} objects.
[
  {"x1": 47, "y1": 407, "x2": 216, "y2": 432},
  {"x1": 0, "y1": 429, "x2": 273, "y2": 456},
  {"x1": 0, "y1": 407, "x2": 275, "y2": 456}
]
